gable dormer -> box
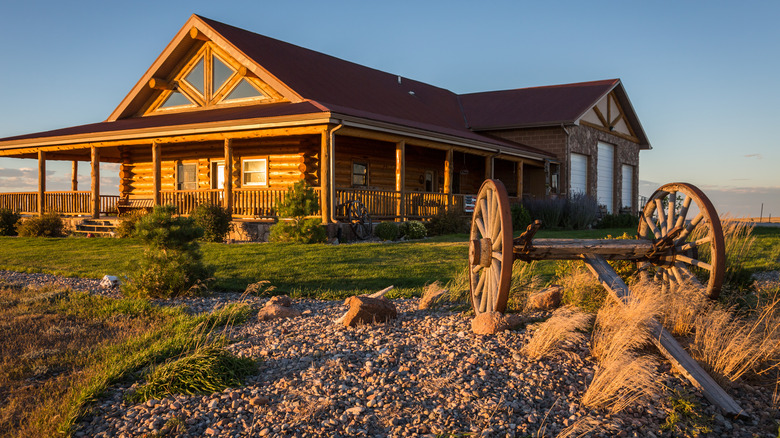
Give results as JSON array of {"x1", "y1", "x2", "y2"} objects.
[
  {"x1": 107, "y1": 15, "x2": 302, "y2": 122},
  {"x1": 140, "y1": 39, "x2": 284, "y2": 116}
]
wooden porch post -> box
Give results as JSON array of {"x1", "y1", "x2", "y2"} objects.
[
  {"x1": 37, "y1": 151, "x2": 46, "y2": 216},
  {"x1": 223, "y1": 139, "x2": 233, "y2": 215},
  {"x1": 90, "y1": 147, "x2": 100, "y2": 218},
  {"x1": 152, "y1": 142, "x2": 161, "y2": 206},
  {"x1": 444, "y1": 148, "x2": 453, "y2": 209},
  {"x1": 516, "y1": 161, "x2": 524, "y2": 199},
  {"x1": 395, "y1": 141, "x2": 406, "y2": 221},
  {"x1": 71, "y1": 160, "x2": 78, "y2": 191},
  {"x1": 320, "y1": 131, "x2": 331, "y2": 224},
  {"x1": 485, "y1": 155, "x2": 494, "y2": 180}
]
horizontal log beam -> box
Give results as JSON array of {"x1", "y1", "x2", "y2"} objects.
[{"x1": 514, "y1": 238, "x2": 653, "y2": 261}]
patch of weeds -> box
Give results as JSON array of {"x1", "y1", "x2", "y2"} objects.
[
  {"x1": 129, "y1": 345, "x2": 257, "y2": 402},
  {"x1": 661, "y1": 389, "x2": 713, "y2": 437},
  {"x1": 244, "y1": 280, "x2": 277, "y2": 296}
]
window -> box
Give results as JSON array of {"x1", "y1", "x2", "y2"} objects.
[
  {"x1": 352, "y1": 161, "x2": 368, "y2": 186},
  {"x1": 177, "y1": 163, "x2": 197, "y2": 190},
  {"x1": 149, "y1": 43, "x2": 269, "y2": 114},
  {"x1": 242, "y1": 158, "x2": 267, "y2": 186}
]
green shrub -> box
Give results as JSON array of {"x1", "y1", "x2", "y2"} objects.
[
  {"x1": 191, "y1": 204, "x2": 233, "y2": 243},
  {"x1": 374, "y1": 222, "x2": 399, "y2": 241},
  {"x1": 269, "y1": 181, "x2": 325, "y2": 243},
  {"x1": 270, "y1": 217, "x2": 326, "y2": 244},
  {"x1": 123, "y1": 205, "x2": 211, "y2": 299},
  {"x1": 564, "y1": 193, "x2": 599, "y2": 230},
  {"x1": 115, "y1": 209, "x2": 147, "y2": 238},
  {"x1": 0, "y1": 208, "x2": 21, "y2": 236},
  {"x1": 16, "y1": 213, "x2": 65, "y2": 237},
  {"x1": 426, "y1": 208, "x2": 468, "y2": 236},
  {"x1": 524, "y1": 198, "x2": 566, "y2": 229},
  {"x1": 597, "y1": 213, "x2": 639, "y2": 229},
  {"x1": 400, "y1": 220, "x2": 427, "y2": 239},
  {"x1": 510, "y1": 203, "x2": 532, "y2": 232}
]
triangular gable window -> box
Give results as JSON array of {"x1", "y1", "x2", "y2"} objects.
[
  {"x1": 159, "y1": 90, "x2": 196, "y2": 109},
  {"x1": 147, "y1": 42, "x2": 276, "y2": 115},
  {"x1": 223, "y1": 78, "x2": 265, "y2": 102}
]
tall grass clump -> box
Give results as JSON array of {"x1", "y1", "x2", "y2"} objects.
[
  {"x1": 0, "y1": 208, "x2": 21, "y2": 236},
  {"x1": 507, "y1": 261, "x2": 543, "y2": 312},
  {"x1": 269, "y1": 181, "x2": 326, "y2": 243},
  {"x1": 123, "y1": 205, "x2": 212, "y2": 299},
  {"x1": 191, "y1": 204, "x2": 233, "y2": 243},
  {"x1": 521, "y1": 306, "x2": 591, "y2": 359},
  {"x1": 563, "y1": 193, "x2": 599, "y2": 230},
  {"x1": 16, "y1": 213, "x2": 65, "y2": 237},
  {"x1": 555, "y1": 261, "x2": 608, "y2": 313},
  {"x1": 582, "y1": 283, "x2": 663, "y2": 413}
]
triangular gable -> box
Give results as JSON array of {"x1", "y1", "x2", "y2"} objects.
[
  {"x1": 579, "y1": 90, "x2": 637, "y2": 141},
  {"x1": 107, "y1": 14, "x2": 303, "y2": 121}
]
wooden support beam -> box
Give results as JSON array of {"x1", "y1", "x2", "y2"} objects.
[
  {"x1": 37, "y1": 151, "x2": 46, "y2": 216},
  {"x1": 148, "y1": 78, "x2": 175, "y2": 90},
  {"x1": 444, "y1": 148, "x2": 454, "y2": 208},
  {"x1": 90, "y1": 147, "x2": 100, "y2": 218},
  {"x1": 152, "y1": 142, "x2": 161, "y2": 206},
  {"x1": 581, "y1": 254, "x2": 747, "y2": 419},
  {"x1": 516, "y1": 161, "x2": 524, "y2": 198},
  {"x1": 223, "y1": 139, "x2": 233, "y2": 214},
  {"x1": 320, "y1": 131, "x2": 331, "y2": 224},
  {"x1": 485, "y1": 156, "x2": 494, "y2": 180},
  {"x1": 395, "y1": 141, "x2": 406, "y2": 221},
  {"x1": 189, "y1": 27, "x2": 210, "y2": 41},
  {"x1": 71, "y1": 160, "x2": 78, "y2": 192}
]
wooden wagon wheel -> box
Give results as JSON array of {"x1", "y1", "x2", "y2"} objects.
[
  {"x1": 637, "y1": 182, "x2": 725, "y2": 299},
  {"x1": 347, "y1": 199, "x2": 373, "y2": 240},
  {"x1": 468, "y1": 179, "x2": 514, "y2": 315}
]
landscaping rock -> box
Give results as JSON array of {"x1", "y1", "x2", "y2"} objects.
[
  {"x1": 342, "y1": 296, "x2": 397, "y2": 327},
  {"x1": 267, "y1": 295, "x2": 292, "y2": 307},
  {"x1": 100, "y1": 275, "x2": 121, "y2": 289},
  {"x1": 527, "y1": 285, "x2": 563, "y2": 311},
  {"x1": 471, "y1": 311, "x2": 526, "y2": 335},
  {"x1": 418, "y1": 282, "x2": 447, "y2": 310},
  {"x1": 257, "y1": 304, "x2": 301, "y2": 321}
]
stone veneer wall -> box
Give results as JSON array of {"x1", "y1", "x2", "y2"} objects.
[{"x1": 484, "y1": 125, "x2": 642, "y2": 213}]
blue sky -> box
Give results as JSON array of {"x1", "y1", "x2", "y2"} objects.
[{"x1": 1, "y1": 0, "x2": 778, "y2": 218}]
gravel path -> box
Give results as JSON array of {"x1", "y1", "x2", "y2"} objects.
[{"x1": 2, "y1": 270, "x2": 779, "y2": 437}]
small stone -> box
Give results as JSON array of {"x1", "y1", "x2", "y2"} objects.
[
  {"x1": 256, "y1": 304, "x2": 302, "y2": 321},
  {"x1": 207, "y1": 399, "x2": 219, "y2": 409},
  {"x1": 204, "y1": 427, "x2": 217, "y2": 436},
  {"x1": 250, "y1": 396, "x2": 270, "y2": 406}
]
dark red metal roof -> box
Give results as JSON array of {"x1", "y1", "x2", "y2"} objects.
[
  {"x1": 0, "y1": 16, "x2": 649, "y2": 156},
  {"x1": 459, "y1": 79, "x2": 619, "y2": 129}
]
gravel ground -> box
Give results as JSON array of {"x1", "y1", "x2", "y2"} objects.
[{"x1": 2, "y1": 270, "x2": 779, "y2": 437}]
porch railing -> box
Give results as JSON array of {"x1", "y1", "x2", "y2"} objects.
[
  {"x1": 0, "y1": 191, "x2": 119, "y2": 215},
  {"x1": 232, "y1": 187, "x2": 322, "y2": 218},
  {"x1": 160, "y1": 189, "x2": 223, "y2": 215},
  {"x1": 336, "y1": 188, "x2": 399, "y2": 219},
  {"x1": 0, "y1": 192, "x2": 38, "y2": 214}
]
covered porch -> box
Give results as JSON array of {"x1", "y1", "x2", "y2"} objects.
[{"x1": 0, "y1": 124, "x2": 544, "y2": 223}]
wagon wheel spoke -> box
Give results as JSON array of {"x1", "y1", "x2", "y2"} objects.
[
  {"x1": 469, "y1": 179, "x2": 513, "y2": 315},
  {"x1": 638, "y1": 182, "x2": 725, "y2": 300}
]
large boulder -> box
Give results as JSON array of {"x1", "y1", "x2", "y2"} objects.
[
  {"x1": 257, "y1": 304, "x2": 301, "y2": 321},
  {"x1": 342, "y1": 296, "x2": 397, "y2": 327}
]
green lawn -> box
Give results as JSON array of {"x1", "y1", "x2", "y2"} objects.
[{"x1": 1, "y1": 225, "x2": 777, "y2": 299}]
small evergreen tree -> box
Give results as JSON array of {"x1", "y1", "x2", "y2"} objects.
[
  {"x1": 192, "y1": 204, "x2": 233, "y2": 243},
  {"x1": 0, "y1": 208, "x2": 21, "y2": 236},
  {"x1": 123, "y1": 205, "x2": 212, "y2": 298},
  {"x1": 270, "y1": 181, "x2": 326, "y2": 243}
]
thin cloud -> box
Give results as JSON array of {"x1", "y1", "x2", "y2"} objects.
[{"x1": 744, "y1": 154, "x2": 763, "y2": 159}]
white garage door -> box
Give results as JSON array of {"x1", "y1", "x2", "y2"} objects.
[
  {"x1": 621, "y1": 164, "x2": 634, "y2": 210},
  {"x1": 570, "y1": 153, "x2": 588, "y2": 195},
  {"x1": 597, "y1": 142, "x2": 614, "y2": 213}
]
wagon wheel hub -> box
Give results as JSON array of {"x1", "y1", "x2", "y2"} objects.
[{"x1": 469, "y1": 238, "x2": 493, "y2": 268}]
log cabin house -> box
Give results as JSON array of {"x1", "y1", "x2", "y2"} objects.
[{"x1": 0, "y1": 15, "x2": 650, "y2": 237}]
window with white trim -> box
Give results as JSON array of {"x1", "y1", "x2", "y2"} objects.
[{"x1": 242, "y1": 158, "x2": 268, "y2": 186}]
